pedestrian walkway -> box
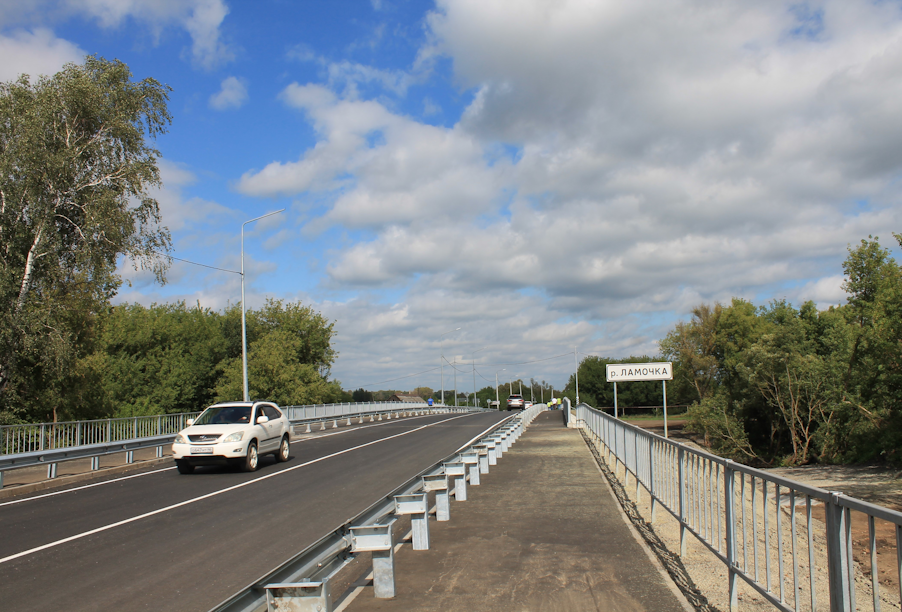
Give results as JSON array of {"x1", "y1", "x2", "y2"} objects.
[{"x1": 343, "y1": 411, "x2": 693, "y2": 612}]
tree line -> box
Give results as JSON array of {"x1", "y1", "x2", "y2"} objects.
[
  {"x1": 1, "y1": 299, "x2": 343, "y2": 424},
  {"x1": 564, "y1": 235, "x2": 902, "y2": 467}
]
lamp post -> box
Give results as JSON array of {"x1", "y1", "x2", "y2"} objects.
[
  {"x1": 440, "y1": 327, "x2": 461, "y2": 405},
  {"x1": 241, "y1": 208, "x2": 285, "y2": 402},
  {"x1": 495, "y1": 369, "x2": 505, "y2": 407},
  {"x1": 471, "y1": 346, "x2": 487, "y2": 407}
]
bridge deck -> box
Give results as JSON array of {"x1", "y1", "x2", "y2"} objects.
[{"x1": 342, "y1": 410, "x2": 693, "y2": 612}]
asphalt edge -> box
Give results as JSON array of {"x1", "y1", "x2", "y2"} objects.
[
  {"x1": 578, "y1": 427, "x2": 720, "y2": 612},
  {"x1": 0, "y1": 456, "x2": 174, "y2": 501}
]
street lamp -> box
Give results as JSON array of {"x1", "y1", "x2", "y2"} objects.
[
  {"x1": 241, "y1": 208, "x2": 285, "y2": 402},
  {"x1": 495, "y1": 369, "x2": 505, "y2": 407},
  {"x1": 440, "y1": 327, "x2": 461, "y2": 405},
  {"x1": 471, "y1": 346, "x2": 488, "y2": 407}
]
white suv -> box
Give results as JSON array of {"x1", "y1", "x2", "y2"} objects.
[{"x1": 172, "y1": 401, "x2": 291, "y2": 474}]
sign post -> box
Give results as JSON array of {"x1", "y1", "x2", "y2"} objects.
[{"x1": 605, "y1": 362, "x2": 674, "y2": 437}]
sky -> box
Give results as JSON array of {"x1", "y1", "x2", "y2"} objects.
[{"x1": 3, "y1": 0, "x2": 902, "y2": 396}]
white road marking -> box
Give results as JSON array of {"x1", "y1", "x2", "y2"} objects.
[{"x1": 0, "y1": 412, "x2": 482, "y2": 565}]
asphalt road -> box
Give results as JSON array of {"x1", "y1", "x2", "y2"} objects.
[{"x1": 0, "y1": 411, "x2": 508, "y2": 612}]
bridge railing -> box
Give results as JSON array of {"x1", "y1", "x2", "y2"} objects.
[
  {"x1": 576, "y1": 403, "x2": 902, "y2": 612},
  {"x1": 1, "y1": 412, "x2": 201, "y2": 456}
]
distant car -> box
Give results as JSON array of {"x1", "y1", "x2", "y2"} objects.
[
  {"x1": 506, "y1": 394, "x2": 525, "y2": 410},
  {"x1": 172, "y1": 401, "x2": 291, "y2": 474},
  {"x1": 524, "y1": 401, "x2": 533, "y2": 408}
]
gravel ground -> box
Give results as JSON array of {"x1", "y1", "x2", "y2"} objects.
[{"x1": 582, "y1": 429, "x2": 902, "y2": 612}]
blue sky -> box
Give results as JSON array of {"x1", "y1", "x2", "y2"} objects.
[{"x1": 3, "y1": 0, "x2": 902, "y2": 395}]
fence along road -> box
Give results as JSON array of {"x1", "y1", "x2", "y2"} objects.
[
  {"x1": 0, "y1": 411, "x2": 507, "y2": 612},
  {"x1": 577, "y1": 403, "x2": 902, "y2": 612}
]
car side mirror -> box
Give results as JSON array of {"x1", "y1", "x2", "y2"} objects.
[
  {"x1": 186, "y1": 419, "x2": 194, "y2": 426},
  {"x1": 256, "y1": 416, "x2": 269, "y2": 424}
]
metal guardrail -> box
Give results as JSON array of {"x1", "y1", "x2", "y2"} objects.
[
  {"x1": 0, "y1": 435, "x2": 176, "y2": 487},
  {"x1": 0, "y1": 403, "x2": 490, "y2": 488},
  {"x1": 283, "y1": 401, "x2": 488, "y2": 421},
  {"x1": 1, "y1": 412, "x2": 200, "y2": 456},
  {"x1": 210, "y1": 404, "x2": 545, "y2": 612},
  {"x1": 576, "y1": 403, "x2": 902, "y2": 612}
]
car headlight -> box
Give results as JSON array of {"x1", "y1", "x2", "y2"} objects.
[
  {"x1": 223, "y1": 431, "x2": 244, "y2": 443},
  {"x1": 174, "y1": 433, "x2": 188, "y2": 444}
]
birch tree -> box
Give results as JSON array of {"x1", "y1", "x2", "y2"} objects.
[{"x1": 0, "y1": 56, "x2": 171, "y2": 414}]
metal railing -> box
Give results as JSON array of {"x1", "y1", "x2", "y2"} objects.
[
  {"x1": 283, "y1": 401, "x2": 472, "y2": 421},
  {"x1": 576, "y1": 403, "x2": 902, "y2": 612},
  {"x1": 1, "y1": 412, "x2": 200, "y2": 456}
]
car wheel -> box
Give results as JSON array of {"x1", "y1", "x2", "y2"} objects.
[
  {"x1": 275, "y1": 436, "x2": 290, "y2": 462},
  {"x1": 176, "y1": 460, "x2": 195, "y2": 474},
  {"x1": 241, "y1": 441, "x2": 259, "y2": 472}
]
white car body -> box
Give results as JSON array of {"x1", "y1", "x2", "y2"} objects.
[{"x1": 172, "y1": 401, "x2": 291, "y2": 473}]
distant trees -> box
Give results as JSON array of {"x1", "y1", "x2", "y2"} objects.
[{"x1": 562, "y1": 355, "x2": 688, "y2": 410}]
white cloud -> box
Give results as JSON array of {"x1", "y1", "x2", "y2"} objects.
[
  {"x1": 0, "y1": 28, "x2": 85, "y2": 81},
  {"x1": 227, "y1": 0, "x2": 902, "y2": 385},
  {"x1": 209, "y1": 75, "x2": 247, "y2": 110},
  {"x1": 152, "y1": 159, "x2": 233, "y2": 232},
  {"x1": 61, "y1": 0, "x2": 234, "y2": 69}
]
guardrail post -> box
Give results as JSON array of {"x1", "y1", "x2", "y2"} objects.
[
  {"x1": 678, "y1": 445, "x2": 687, "y2": 557},
  {"x1": 724, "y1": 460, "x2": 738, "y2": 611},
  {"x1": 445, "y1": 462, "x2": 467, "y2": 501},
  {"x1": 484, "y1": 439, "x2": 497, "y2": 465},
  {"x1": 91, "y1": 456, "x2": 100, "y2": 471},
  {"x1": 126, "y1": 450, "x2": 134, "y2": 464},
  {"x1": 0, "y1": 471, "x2": 4, "y2": 489},
  {"x1": 825, "y1": 492, "x2": 852, "y2": 612},
  {"x1": 47, "y1": 462, "x2": 57, "y2": 479},
  {"x1": 424, "y1": 473, "x2": 450, "y2": 521},
  {"x1": 462, "y1": 451, "x2": 480, "y2": 486},
  {"x1": 265, "y1": 580, "x2": 332, "y2": 612},
  {"x1": 395, "y1": 493, "x2": 429, "y2": 550},
  {"x1": 349, "y1": 520, "x2": 397, "y2": 598}
]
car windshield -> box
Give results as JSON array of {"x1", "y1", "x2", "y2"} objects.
[{"x1": 194, "y1": 406, "x2": 252, "y2": 425}]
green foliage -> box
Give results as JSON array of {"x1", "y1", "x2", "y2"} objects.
[
  {"x1": 0, "y1": 56, "x2": 172, "y2": 420},
  {"x1": 664, "y1": 235, "x2": 902, "y2": 465},
  {"x1": 352, "y1": 388, "x2": 374, "y2": 402},
  {"x1": 97, "y1": 302, "x2": 228, "y2": 417},
  {"x1": 214, "y1": 330, "x2": 342, "y2": 407}
]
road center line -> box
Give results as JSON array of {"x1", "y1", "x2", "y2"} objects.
[{"x1": 0, "y1": 412, "x2": 480, "y2": 565}]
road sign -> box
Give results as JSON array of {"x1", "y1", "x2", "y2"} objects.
[{"x1": 606, "y1": 362, "x2": 673, "y2": 382}]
